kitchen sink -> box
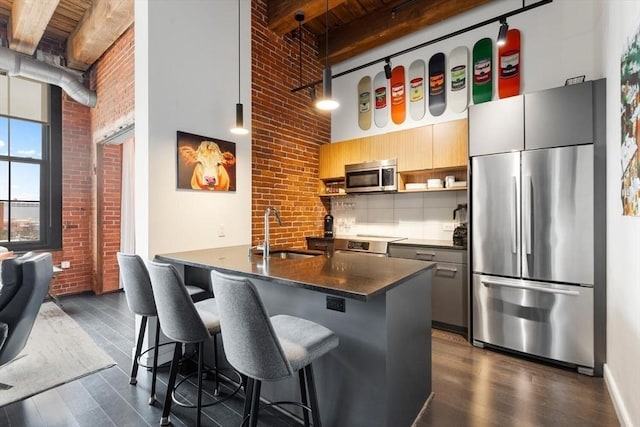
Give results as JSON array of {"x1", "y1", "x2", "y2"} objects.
[{"x1": 268, "y1": 250, "x2": 322, "y2": 260}]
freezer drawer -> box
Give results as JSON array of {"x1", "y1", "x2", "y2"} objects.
[{"x1": 472, "y1": 274, "x2": 594, "y2": 368}]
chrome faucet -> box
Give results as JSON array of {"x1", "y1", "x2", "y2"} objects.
[{"x1": 255, "y1": 206, "x2": 282, "y2": 259}]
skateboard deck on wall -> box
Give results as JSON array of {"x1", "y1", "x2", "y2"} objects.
[
  {"x1": 408, "y1": 59, "x2": 426, "y2": 121},
  {"x1": 448, "y1": 46, "x2": 469, "y2": 113},
  {"x1": 358, "y1": 76, "x2": 372, "y2": 130},
  {"x1": 498, "y1": 29, "x2": 521, "y2": 99},
  {"x1": 373, "y1": 71, "x2": 389, "y2": 128},
  {"x1": 428, "y1": 52, "x2": 446, "y2": 116},
  {"x1": 473, "y1": 37, "x2": 493, "y2": 104},
  {"x1": 390, "y1": 65, "x2": 406, "y2": 125}
]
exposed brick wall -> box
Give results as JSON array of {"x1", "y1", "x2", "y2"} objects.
[
  {"x1": 51, "y1": 93, "x2": 94, "y2": 295},
  {"x1": 251, "y1": 1, "x2": 331, "y2": 249}
]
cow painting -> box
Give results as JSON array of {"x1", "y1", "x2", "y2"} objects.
[{"x1": 177, "y1": 132, "x2": 237, "y2": 191}]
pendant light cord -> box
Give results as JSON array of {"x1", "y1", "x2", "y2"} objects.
[
  {"x1": 237, "y1": 0, "x2": 241, "y2": 103},
  {"x1": 324, "y1": 0, "x2": 329, "y2": 68},
  {"x1": 299, "y1": 19, "x2": 303, "y2": 86}
]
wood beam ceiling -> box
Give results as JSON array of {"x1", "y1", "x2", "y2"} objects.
[
  {"x1": 268, "y1": 0, "x2": 349, "y2": 36},
  {"x1": 66, "y1": 0, "x2": 133, "y2": 70},
  {"x1": 9, "y1": 0, "x2": 60, "y2": 54},
  {"x1": 321, "y1": 0, "x2": 494, "y2": 64}
]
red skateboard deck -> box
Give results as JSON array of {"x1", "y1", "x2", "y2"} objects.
[
  {"x1": 390, "y1": 65, "x2": 406, "y2": 125},
  {"x1": 498, "y1": 29, "x2": 521, "y2": 99}
]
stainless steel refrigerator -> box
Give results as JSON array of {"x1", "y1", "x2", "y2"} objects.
[{"x1": 471, "y1": 145, "x2": 596, "y2": 373}]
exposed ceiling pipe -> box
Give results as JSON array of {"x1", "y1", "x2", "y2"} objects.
[{"x1": 0, "y1": 46, "x2": 97, "y2": 108}]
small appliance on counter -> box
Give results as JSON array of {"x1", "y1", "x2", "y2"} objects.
[
  {"x1": 452, "y1": 203, "x2": 467, "y2": 248},
  {"x1": 323, "y1": 214, "x2": 334, "y2": 238}
]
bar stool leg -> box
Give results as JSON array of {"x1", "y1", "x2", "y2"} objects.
[
  {"x1": 130, "y1": 316, "x2": 148, "y2": 385},
  {"x1": 160, "y1": 343, "x2": 181, "y2": 426},
  {"x1": 149, "y1": 318, "x2": 161, "y2": 405},
  {"x1": 305, "y1": 365, "x2": 322, "y2": 427},
  {"x1": 242, "y1": 377, "x2": 254, "y2": 422},
  {"x1": 196, "y1": 341, "x2": 204, "y2": 427},
  {"x1": 213, "y1": 334, "x2": 220, "y2": 396},
  {"x1": 298, "y1": 370, "x2": 310, "y2": 427},
  {"x1": 249, "y1": 379, "x2": 262, "y2": 427}
]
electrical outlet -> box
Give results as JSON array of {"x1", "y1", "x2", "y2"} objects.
[
  {"x1": 61, "y1": 261, "x2": 71, "y2": 269},
  {"x1": 326, "y1": 296, "x2": 345, "y2": 312},
  {"x1": 442, "y1": 223, "x2": 454, "y2": 231},
  {"x1": 218, "y1": 224, "x2": 225, "y2": 237}
]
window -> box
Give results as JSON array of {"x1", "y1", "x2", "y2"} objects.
[{"x1": 0, "y1": 83, "x2": 62, "y2": 251}]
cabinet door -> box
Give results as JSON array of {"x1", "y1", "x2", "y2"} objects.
[
  {"x1": 319, "y1": 143, "x2": 344, "y2": 179},
  {"x1": 525, "y1": 81, "x2": 593, "y2": 149},
  {"x1": 469, "y1": 95, "x2": 524, "y2": 156},
  {"x1": 396, "y1": 125, "x2": 433, "y2": 172},
  {"x1": 433, "y1": 119, "x2": 468, "y2": 169}
]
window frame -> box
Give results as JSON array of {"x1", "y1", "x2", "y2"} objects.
[{"x1": 1, "y1": 86, "x2": 62, "y2": 251}]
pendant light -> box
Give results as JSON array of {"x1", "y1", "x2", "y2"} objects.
[
  {"x1": 231, "y1": 0, "x2": 249, "y2": 135},
  {"x1": 315, "y1": 0, "x2": 339, "y2": 111}
]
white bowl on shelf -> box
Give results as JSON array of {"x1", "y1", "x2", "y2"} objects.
[
  {"x1": 427, "y1": 179, "x2": 443, "y2": 188},
  {"x1": 405, "y1": 183, "x2": 427, "y2": 190}
]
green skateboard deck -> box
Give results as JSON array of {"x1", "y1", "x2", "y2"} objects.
[{"x1": 472, "y1": 37, "x2": 493, "y2": 104}]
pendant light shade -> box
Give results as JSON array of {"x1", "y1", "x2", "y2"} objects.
[
  {"x1": 316, "y1": 68, "x2": 339, "y2": 110},
  {"x1": 315, "y1": 0, "x2": 339, "y2": 111},
  {"x1": 230, "y1": 0, "x2": 248, "y2": 135}
]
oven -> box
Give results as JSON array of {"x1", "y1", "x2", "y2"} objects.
[{"x1": 333, "y1": 236, "x2": 406, "y2": 256}]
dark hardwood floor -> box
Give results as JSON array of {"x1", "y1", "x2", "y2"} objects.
[{"x1": 0, "y1": 291, "x2": 620, "y2": 426}]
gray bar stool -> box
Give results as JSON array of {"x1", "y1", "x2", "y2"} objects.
[
  {"x1": 211, "y1": 269, "x2": 339, "y2": 427},
  {"x1": 147, "y1": 261, "x2": 240, "y2": 427},
  {"x1": 116, "y1": 252, "x2": 162, "y2": 405}
]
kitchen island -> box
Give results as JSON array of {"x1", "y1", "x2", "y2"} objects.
[{"x1": 156, "y1": 245, "x2": 434, "y2": 427}]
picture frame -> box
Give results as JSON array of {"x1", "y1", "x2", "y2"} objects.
[{"x1": 176, "y1": 131, "x2": 237, "y2": 191}]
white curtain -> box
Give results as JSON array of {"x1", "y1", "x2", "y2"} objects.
[{"x1": 120, "y1": 138, "x2": 135, "y2": 288}]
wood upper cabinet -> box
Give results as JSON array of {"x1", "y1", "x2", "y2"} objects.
[
  {"x1": 432, "y1": 119, "x2": 468, "y2": 169},
  {"x1": 395, "y1": 125, "x2": 433, "y2": 172},
  {"x1": 319, "y1": 138, "x2": 370, "y2": 179}
]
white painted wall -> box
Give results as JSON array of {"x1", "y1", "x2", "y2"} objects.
[
  {"x1": 602, "y1": 2, "x2": 640, "y2": 426},
  {"x1": 135, "y1": 0, "x2": 252, "y2": 261},
  {"x1": 331, "y1": 0, "x2": 603, "y2": 141}
]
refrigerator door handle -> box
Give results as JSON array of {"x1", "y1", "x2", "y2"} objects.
[
  {"x1": 481, "y1": 279, "x2": 580, "y2": 296},
  {"x1": 511, "y1": 176, "x2": 517, "y2": 254},
  {"x1": 524, "y1": 175, "x2": 533, "y2": 255}
]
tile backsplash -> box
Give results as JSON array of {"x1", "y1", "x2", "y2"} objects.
[{"x1": 331, "y1": 191, "x2": 468, "y2": 240}]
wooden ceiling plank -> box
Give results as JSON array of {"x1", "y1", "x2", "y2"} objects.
[
  {"x1": 268, "y1": 0, "x2": 349, "y2": 36},
  {"x1": 9, "y1": 0, "x2": 60, "y2": 54},
  {"x1": 324, "y1": 0, "x2": 494, "y2": 64},
  {"x1": 66, "y1": 0, "x2": 133, "y2": 70}
]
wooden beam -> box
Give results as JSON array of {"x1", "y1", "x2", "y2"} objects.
[
  {"x1": 323, "y1": 0, "x2": 494, "y2": 64},
  {"x1": 9, "y1": 0, "x2": 60, "y2": 55},
  {"x1": 66, "y1": 0, "x2": 133, "y2": 70},
  {"x1": 268, "y1": 0, "x2": 348, "y2": 36}
]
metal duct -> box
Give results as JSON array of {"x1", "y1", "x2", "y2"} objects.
[{"x1": 0, "y1": 46, "x2": 96, "y2": 108}]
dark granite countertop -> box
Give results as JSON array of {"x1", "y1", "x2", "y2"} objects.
[
  {"x1": 390, "y1": 239, "x2": 467, "y2": 251},
  {"x1": 156, "y1": 245, "x2": 434, "y2": 301}
]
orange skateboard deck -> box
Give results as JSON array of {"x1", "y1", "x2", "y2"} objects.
[{"x1": 390, "y1": 65, "x2": 406, "y2": 125}]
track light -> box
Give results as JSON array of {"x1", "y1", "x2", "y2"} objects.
[
  {"x1": 315, "y1": 0, "x2": 339, "y2": 111},
  {"x1": 230, "y1": 0, "x2": 248, "y2": 135},
  {"x1": 497, "y1": 18, "x2": 508, "y2": 46},
  {"x1": 309, "y1": 86, "x2": 317, "y2": 102},
  {"x1": 384, "y1": 57, "x2": 392, "y2": 79}
]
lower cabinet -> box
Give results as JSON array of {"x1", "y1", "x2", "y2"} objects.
[{"x1": 388, "y1": 244, "x2": 468, "y2": 334}]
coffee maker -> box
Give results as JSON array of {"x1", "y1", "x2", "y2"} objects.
[
  {"x1": 452, "y1": 204, "x2": 467, "y2": 248},
  {"x1": 323, "y1": 214, "x2": 334, "y2": 238}
]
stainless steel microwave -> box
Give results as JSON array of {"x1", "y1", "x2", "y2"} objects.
[{"x1": 345, "y1": 159, "x2": 397, "y2": 193}]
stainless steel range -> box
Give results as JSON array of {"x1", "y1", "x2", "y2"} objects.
[{"x1": 333, "y1": 235, "x2": 406, "y2": 256}]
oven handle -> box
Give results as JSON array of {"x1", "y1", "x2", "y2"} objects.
[
  {"x1": 415, "y1": 250, "x2": 436, "y2": 259},
  {"x1": 481, "y1": 279, "x2": 580, "y2": 296},
  {"x1": 436, "y1": 266, "x2": 457, "y2": 273}
]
